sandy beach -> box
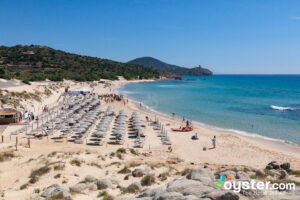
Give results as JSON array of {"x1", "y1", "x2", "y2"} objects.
[{"x1": 0, "y1": 78, "x2": 299, "y2": 200}]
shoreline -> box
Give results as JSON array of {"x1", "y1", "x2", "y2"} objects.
[{"x1": 115, "y1": 79, "x2": 300, "y2": 155}]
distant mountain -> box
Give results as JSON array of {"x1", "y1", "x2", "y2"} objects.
[
  {"x1": 128, "y1": 57, "x2": 213, "y2": 76},
  {"x1": 0, "y1": 45, "x2": 172, "y2": 82}
]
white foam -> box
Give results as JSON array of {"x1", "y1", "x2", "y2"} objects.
[
  {"x1": 271, "y1": 105, "x2": 295, "y2": 111},
  {"x1": 157, "y1": 84, "x2": 177, "y2": 88}
]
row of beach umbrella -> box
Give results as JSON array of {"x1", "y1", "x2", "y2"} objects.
[
  {"x1": 130, "y1": 112, "x2": 145, "y2": 148},
  {"x1": 111, "y1": 109, "x2": 128, "y2": 145},
  {"x1": 155, "y1": 117, "x2": 172, "y2": 145},
  {"x1": 90, "y1": 106, "x2": 115, "y2": 145}
]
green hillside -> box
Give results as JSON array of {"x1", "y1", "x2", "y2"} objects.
[
  {"x1": 0, "y1": 45, "x2": 171, "y2": 82},
  {"x1": 128, "y1": 57, "x2": 213, "y2": 76}
]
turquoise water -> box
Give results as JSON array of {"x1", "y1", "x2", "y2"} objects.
[{"x1": 120, "y1": 75, "x2": 300, "y2": 145}]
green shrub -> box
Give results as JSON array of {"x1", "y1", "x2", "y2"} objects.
[
  {"x1": 30, "y1": 166, "x2": 50, "y2": 178},
  {"x1": 128, "y1": 162, "x2": 142, "y2": 168},
  {"x1": 54, "y1": 174, "x2": 61, "y2": 179},
  {"x1": 20, "y1": 183, "x2": 28, "y2": 190},
  {"x1": 53, "y1": 164, "x2": 65, "y2": 171},
  {"x1": 109, "y1": 152, "x2": 115, "y2": 157},
  {"x1": 129, "y1": 148, "x2": 137, "y2": 155},
  {"x1": 118, "y1": 167, "x2": 131, "y2": 174},
  {"x1": 141, "y1": 175, "x2": 155, "y2": 186},
  {"x1": 34, "y1": 188, "x2": 40, "y2": 193},
  {"x1": 179, "y1": 168, "x2": 192, "y2": 176},
  {"x1": 116, "y1": 153, "x2": 123, "y2": 160},
  {"x1": 97, "y1": 191, "x2": 114, "y2": 200},
  {"x1": 22, "y1": 79, "x2": 31, "y2": 85},
  {"x1": 289, "y1": 170, "x2": 300, "y2": 176},
  {"x1": 70, "y1": 159, "x2": 81, "y2": 166},
  {"x1": 158, "y1": 172, "x2": 169, "y2": 181},
  {"x1": 29, "y1": 176, "x2": 39, "y2": 184},
  {"x1": 45, "y1": 192, "x2": 64, "y2": 200},
  {"x1": 0, "y1": 151, "x2": 15, "y2": 162},
  {"x1": 121, "y1": 184, "x2": 140, "y2": 194},
  {"x1": 116, "y1": 148, "x2": 126, "y2": 154}
]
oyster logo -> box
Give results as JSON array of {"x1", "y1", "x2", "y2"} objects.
[{"x1": 216, "y1": 174, "x2": 231, "y2": 187}]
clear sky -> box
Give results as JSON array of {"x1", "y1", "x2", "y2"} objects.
[{"x1": 1, "y1": 0, "x2": 300, "y2": 74}]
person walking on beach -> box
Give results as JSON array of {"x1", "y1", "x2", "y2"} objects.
[
  {"x1": 182, "y1": 116, "x2": 185, "y2": 123},
  {"x1": 212, "y1": 136, "x2": 216, "y2": 149}
]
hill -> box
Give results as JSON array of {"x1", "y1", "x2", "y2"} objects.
[
  {"x1": 127, "y1": 57, "x2": 213, "y2": 76},
  {"x1": 0, "y1": 45, "x2": 171, "y2": 82}
]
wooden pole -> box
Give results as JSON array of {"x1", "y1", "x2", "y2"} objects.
[
  {"x1": 15, "y1": 137, "x2": 18, "y2": 151},
  {"x1": 28, "y1": 137, "x2": 30, "y2": 148}
]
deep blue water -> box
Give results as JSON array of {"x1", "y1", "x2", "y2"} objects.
[{"x1": 120, "y1": 75, "x2": 300, "y2": 145}]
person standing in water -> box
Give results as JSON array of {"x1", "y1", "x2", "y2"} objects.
[{"x1": 212, "y1": 136, "x2": 216, "y2": 149}]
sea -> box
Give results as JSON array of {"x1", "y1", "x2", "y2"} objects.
[{"x1": 118, "y1": 75, "x2": 300, "y2": 145}]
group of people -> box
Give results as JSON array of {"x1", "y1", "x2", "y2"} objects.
[
  {"x1": 100, "y1": 94, "x2": 124, "y2": 103},
  {"x1": 43, "y1": 105, "x2": 49, "y2": 112},
  {"x1": 23, "y1": 111, "x2": 35, "y2": 121}
]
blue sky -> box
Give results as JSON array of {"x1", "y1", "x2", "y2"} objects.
[{"x1": 1, "y1": 0, "x2": 300, "y2": 74}]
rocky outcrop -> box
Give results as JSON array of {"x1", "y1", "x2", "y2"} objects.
[
  {"x1": 110, "y1": 177, "x2": 121, "y2": 186},
  {"x1": 266, "y1": 161, "x2": 280, "y2": 170},
  {"x1": 84, "y1": 175, "x2": 97, "y2": 182},
  {"x1": 269, "y1": 169, "x2": 281, "y2": 176},
  {"x1": 220, "y1": 170, "x2": 236, "y2": 180},
  {"x1": 36, "y1": 184, "x2": 72, "y2": 200},
  {"x1": 186, "y1": 167, "x2": 215, "y2": 183},
  {"x1": 256, "y1": 169, "x2": 265, "y2": 177},
  {"x1": 132, "y1": 182, "x2": 142, "y2": 190},
  {"x1": 280, "y1": 163, "x2": 290, "y2": 170},
  {"x1": 136, "y1": 176, "x2": 239, "y2": 200},
  {"x1": 132, "y1": 168, "x2": 155, "y2": 177},
  {"x1": 124, "y1": 168, "x2": 239, "y2": 200},
  {"x1": 279, "y1": 169, "x2": 289, "y2": 180},
  {"x1": 138, "y1": 187, "x2": 166, "y2": 198},
  {"x1": 153, "y1": 191, "x2": 183, "y2": 200},
  {"x1": 133, "y1": 169, "x2": 145, "y2": 177},
  {"x1": 264, "y1": 161, "x2": 291, "y2": 180},
  {"x1": 122, "y1": 166, "x2": 300, "y2": 200},
  {"x1": 236, "y1": 171, "x2": 250, "y2": 180},
  {"x1": 97, "y1": 178, "x2": 113, "y2": 189},
  {"x1": 69, "y1": 182, "x2": 95, "y2": 193}
]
